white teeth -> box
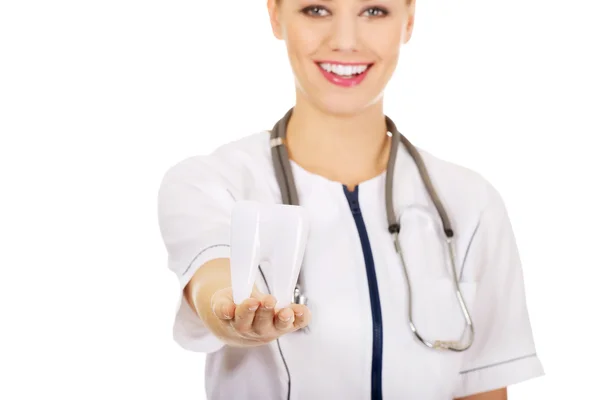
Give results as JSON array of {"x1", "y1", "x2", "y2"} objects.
[{"x1": 319, "y1": 63, "x2": 369, "y2": 77}]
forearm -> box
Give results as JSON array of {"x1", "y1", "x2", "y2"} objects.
[{"x1": 183, "y1": 258, "x2": 236, "y2": 342}]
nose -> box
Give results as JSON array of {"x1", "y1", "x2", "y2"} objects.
[{"x1": 328, "y1": 12, "x2": 359, "y2": 53}]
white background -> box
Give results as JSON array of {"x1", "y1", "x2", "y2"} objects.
[{"x1": 1, "y1": 0, "x2": 598, "y2": 399}]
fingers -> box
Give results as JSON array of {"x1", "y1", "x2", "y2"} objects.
[
  {"x1": 213, "y1": 286, "x2": 311, "y2": 343},
  {"x1": 290, "y1": 304, "x2": 311, "y2": 330},
  {"x1": 252, "y1": 294, "x2": 277, "y2": 334},
  {"x1": 274, "y1": 307, "x2": 295, "y2": 331},
  {"x1": 231, "y1": 297, "x2": 261, "y2": 335}
]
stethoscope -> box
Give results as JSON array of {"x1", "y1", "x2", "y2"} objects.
[{"x1": 269, "y1": 108, "x2": 474, "y2": 352}]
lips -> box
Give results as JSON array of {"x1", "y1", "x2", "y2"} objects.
[{"x1": 316, "y1": 61, "x2": 374, "y2": 88}]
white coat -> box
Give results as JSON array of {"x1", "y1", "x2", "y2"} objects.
[{"x1": 157, "y1": 130, "x2": 544, "y2": 399}]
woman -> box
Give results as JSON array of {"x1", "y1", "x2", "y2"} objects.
[{"x1": 157, "y1": 0, "x2": 544, "y2": 399}]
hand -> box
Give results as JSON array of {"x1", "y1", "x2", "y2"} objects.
[{"x1": 210, "y1": 286, "x2": 311, "y2": 347}]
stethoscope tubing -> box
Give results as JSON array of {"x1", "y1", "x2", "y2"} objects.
[{"x1": 269, "y1": 107, "x2": 474, "y2": 351}]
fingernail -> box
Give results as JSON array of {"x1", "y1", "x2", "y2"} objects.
[
  {"x1": 249, "y1": 304, "x2": 259, "y2": 311},
  {"x1": 295, "y1": 311, "x2": 303, "y2": 317},
  {"x1": 279, "y1": 314, "x2": 291, "y2": 322}
]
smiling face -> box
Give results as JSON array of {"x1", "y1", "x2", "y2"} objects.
[{"x1": 268, "y1": 0, "x2": 416, "y2": 116}]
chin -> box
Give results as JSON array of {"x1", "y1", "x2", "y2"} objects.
[{"x1": 311, "y1": 93, "x2": 381, "y2": 117}]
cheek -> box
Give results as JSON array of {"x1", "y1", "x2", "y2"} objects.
[
  {"x1": 285, "y1": 25, "x2": 323, "y2": 59},
  {"x1": 369, "y1": 32, "x2": 403, "y2": 64},
  {"x1": 363, "y1": 22, "x2": 403, "y2": 53}
]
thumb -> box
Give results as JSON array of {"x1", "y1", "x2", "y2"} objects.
[{"x1": 211, "y1": 287, "x2": 235, "y2": 320}]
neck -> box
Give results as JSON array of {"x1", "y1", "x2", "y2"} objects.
[{"x1": 285, "y1": 96, "x2": 391, "y2": 191}]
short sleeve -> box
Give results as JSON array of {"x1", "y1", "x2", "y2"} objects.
[
  {"x1": 157, "y1": 156, "x2": 236, "y2": 353},
  {"x1": 453, "y1": 184, "x2": 544, "y2": 398}
]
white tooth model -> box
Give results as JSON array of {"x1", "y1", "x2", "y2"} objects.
[{"x1": 229, "y1": 200, "x2": 309, "y2": 309}]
